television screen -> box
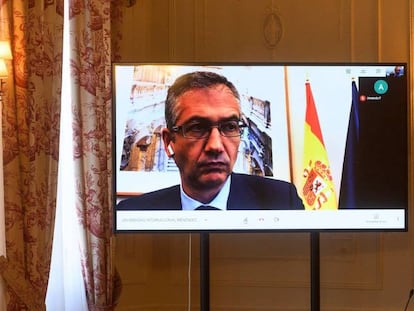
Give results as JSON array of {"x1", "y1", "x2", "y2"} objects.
[{"x1": 113, "y1": 63, "x2": 408, "y2": 232}]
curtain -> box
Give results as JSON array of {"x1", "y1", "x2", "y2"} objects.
[
  {"x1": 68, "y1": 1, "x2": 122, "y2": 310},
  {"x1": 0, "y1": 0, "x2": 123, "y2": 309},
  {"x1": 0, "y1": 1, "x2": 63, "y2": 310},
  {"x1": 0, "y1": 110, "x2": 5, "y2": 311},
  {"x1": 0, "y1": 4, "x2": 9, "y2": 309},
  {"x1": 45, "y1": 6, "x2": 89, "y2": 307}
]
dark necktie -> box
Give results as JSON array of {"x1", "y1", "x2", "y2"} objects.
[{"x1": 195, "y1": 205, "x2": 220, "y2": 210}]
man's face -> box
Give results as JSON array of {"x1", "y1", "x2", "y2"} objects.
[{"x1": 162, "y1": 84, "x2": 241, "y2": 201}]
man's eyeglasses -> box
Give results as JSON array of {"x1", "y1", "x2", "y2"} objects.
[{"x1": 171, "y1": 120, "x2": 245, "y2": 139}]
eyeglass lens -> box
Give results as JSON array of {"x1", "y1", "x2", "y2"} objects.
[{"x1": 181, "y1": 120, "x2": 242, "y2": 138}]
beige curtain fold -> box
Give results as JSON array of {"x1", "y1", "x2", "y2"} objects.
[
  {"x1": 0, "y1": 1, "x2": 63, "y2": 310},
  {"x1": 68, "y1": 1, "x2": 123, "y2": 310},
  {"x1": 0, "y1": 0, "x2": 123, "y2": 309}
]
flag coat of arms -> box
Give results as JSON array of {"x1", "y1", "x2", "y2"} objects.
[{"x1": 302, "y1": 82, "x2": 338, "y2": 210}]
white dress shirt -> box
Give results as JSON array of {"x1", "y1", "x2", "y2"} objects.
[{"x1": 180, "y1": 175, "x2": 231, "y2": 211}]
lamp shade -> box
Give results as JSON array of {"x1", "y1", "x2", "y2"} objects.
[
  {"x1": 0, "y1": 59, "x2": 7, "y2": 78},
  {"x1": 0, "y1": 41, "x2": 12, "y2": 59}
]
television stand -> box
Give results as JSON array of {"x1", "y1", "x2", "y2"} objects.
[{"x1": 200, "y1": 233, "x2": 210, "y2": 311}]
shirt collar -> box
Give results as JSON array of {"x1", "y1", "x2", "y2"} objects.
[{"x1": 180, "y1": 175, "x2": 231, "y2": 211}]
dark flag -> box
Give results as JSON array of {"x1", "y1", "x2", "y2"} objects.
[{"x1": 338, "y1": 81, "x2": 359, "y2": 209}]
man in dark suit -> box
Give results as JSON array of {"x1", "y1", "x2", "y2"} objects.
[{"x1": 117, "y1": 71, "x2": 304, "y2": 211}]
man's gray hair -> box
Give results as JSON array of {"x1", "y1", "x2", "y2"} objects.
[{"x1": 165, "y1": 71, "x2": 241, "y2": 129}]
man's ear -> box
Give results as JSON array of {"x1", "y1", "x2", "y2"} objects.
[{"x1": 162, "y1": 128, "x2": 175, "y2": 157}]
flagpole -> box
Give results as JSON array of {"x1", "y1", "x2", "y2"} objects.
[{"x1": 283, "y1": 66, "x2": 295, "y2": 182}]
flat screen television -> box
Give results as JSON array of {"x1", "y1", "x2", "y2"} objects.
[{"x1": 113, "y1": 63, "x2": 408, "y2": 232}]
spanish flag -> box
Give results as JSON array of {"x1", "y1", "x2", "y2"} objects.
[{"x1": 302, "y1": 81, "x2": 338, "y2": 210}]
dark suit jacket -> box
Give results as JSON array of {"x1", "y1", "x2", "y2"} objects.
[{"x1": 117, "y1": 173, "x2": 304, "y2": 210}]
